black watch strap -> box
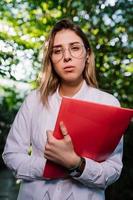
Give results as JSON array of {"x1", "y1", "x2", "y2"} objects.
[{"x1": 68, "y1": 157, "x2": 85, "y2": 177}]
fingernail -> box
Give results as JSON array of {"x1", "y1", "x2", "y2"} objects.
[{"x1": 60, "y1": 121, "x2": 63, "y2": 126}]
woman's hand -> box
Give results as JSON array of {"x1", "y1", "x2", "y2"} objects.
[{"x1": 44, "y1": 121, "x2": 81, "y2": 169}]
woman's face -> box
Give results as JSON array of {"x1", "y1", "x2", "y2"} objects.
[{"x1": 51, "y1": 29, "x2": 88, "y2": 84}]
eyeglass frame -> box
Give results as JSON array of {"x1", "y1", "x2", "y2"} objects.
[{"x1": 50, "y1": 43, "x2": 87, "y2": 64}]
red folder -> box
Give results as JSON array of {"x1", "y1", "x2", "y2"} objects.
[{"x1": 43, "y1": 98, "x2": 133, "y2": 179}]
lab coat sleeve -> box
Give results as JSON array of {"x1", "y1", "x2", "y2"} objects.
[
  {"x1": 74, "y1": 137, "x2": 123, "y2": 189},
  {"x1": 2, "y1": 91, "x2": 46, "y2": 181}
]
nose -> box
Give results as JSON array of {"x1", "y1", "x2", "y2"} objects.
[{"x1": 63, "y1": 48, "x2": 72, "y2": 62}]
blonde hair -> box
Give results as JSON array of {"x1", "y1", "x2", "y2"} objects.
[{"x1": 39, "y1": 19, "x2": 98, "y2": 105}]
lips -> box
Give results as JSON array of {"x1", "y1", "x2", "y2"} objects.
[{"x1": 63, "y1": 65, "x2": 75, "y2": 71}]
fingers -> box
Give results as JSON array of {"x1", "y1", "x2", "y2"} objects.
[
  {"x1": 45, "y1": 130, "x2": 54, "y2": 157},
  {"x1": 60, "y1": 121, "x2": 68, "y2": 137},
  {"x1": 46, "y1": 130, "x2": 53, "y2": 137},
  {"x1": 46, "y1": 130, "x2": 55, "y2": 143}
]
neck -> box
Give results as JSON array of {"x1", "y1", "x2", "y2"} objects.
[{"x1": 59, "y1": 79, "x2": 84, "y2": 97}]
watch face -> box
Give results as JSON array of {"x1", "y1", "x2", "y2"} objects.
[
  {"x1": 69, "y1": 170, "x2": 80, "y2": 177},
  {"x1": 69, "y1": 170, "x2": 78, "y2": 177},
  {"x1": 68, "y1": 157, "x2": 85, "y2": 177}
]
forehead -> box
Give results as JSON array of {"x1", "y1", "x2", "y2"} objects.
[{"x1": 53, "y1": 29, "x2": 83, "y2": 46}]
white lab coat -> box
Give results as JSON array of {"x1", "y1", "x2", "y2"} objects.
[{"x1": 3, "y1": 81, "x2": 123, "y2": 200}]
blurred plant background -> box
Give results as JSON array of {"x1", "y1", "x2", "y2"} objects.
[{"x1": 0, "y1": 0, "x2": 133, "y2": 199}]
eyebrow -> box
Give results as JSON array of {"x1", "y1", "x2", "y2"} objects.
[{"x1": 52, "y1": 42, "x2": 81, "y2": 48}]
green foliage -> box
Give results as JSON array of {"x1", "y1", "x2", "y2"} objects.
[
  {"x1": 0, "y1": 84, "x2": 30, "y2": 168},
  {"x1": 0, "y1": 0, "x2": 132, "y2": 107}
]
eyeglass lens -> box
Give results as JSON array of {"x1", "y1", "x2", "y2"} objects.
[{"x1": 51, "y1": 44, "x2": 84, "y2": 63}]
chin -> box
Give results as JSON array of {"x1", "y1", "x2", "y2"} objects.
[{"x1": 62, "y1": 75, "x2": 83, "y2": 84}]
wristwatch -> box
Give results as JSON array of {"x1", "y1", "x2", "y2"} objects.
[{"x1": 68, "y1": 157, "x2": 85, "y2": 177}]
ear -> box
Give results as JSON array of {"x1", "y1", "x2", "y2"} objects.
[
  {"x1": 86, "y1": 55, "x2": 89, "y2": 63},
  {"x1": 86, "y1": 49, "x2": 90, "y2": 63}
]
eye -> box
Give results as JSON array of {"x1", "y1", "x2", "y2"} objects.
[
  {"x1": 71, "y1": 45, "x2": 81, "y2": 51},
  {"x1": 52, "y1": 48, "x2": 62, "y2": 54}
]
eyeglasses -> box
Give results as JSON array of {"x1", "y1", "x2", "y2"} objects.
[{"x1": 50, "y1": 43, "x2": 85, "y2": 64}]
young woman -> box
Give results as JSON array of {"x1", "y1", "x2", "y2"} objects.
[{"x1": 3, "y1": 19, "x2": 123, "y2": 200}]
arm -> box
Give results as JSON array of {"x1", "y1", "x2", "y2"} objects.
[
  {"x1": 73, "y1": 97, "x2": 123, "y2": 189},
  {"x1": 2, "y1": 91, "x2": 46, "y2": 181},
  {"x1": 74, "y1": 137, "x2": 123, "y2": 189},
  {"x1": 44, "y1": 121, "x2": 123, "y2": 189}
]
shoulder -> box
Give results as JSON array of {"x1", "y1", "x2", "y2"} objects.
[
  {"x1": 86, "y1": 86, "x2": 120, "y2": 107},
  {"x1": 21, "y1": 89, "x2": 42, "y2": 112},
  {"x1": 25, "y1": 89, "x2": 40, "y2": 103}
]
